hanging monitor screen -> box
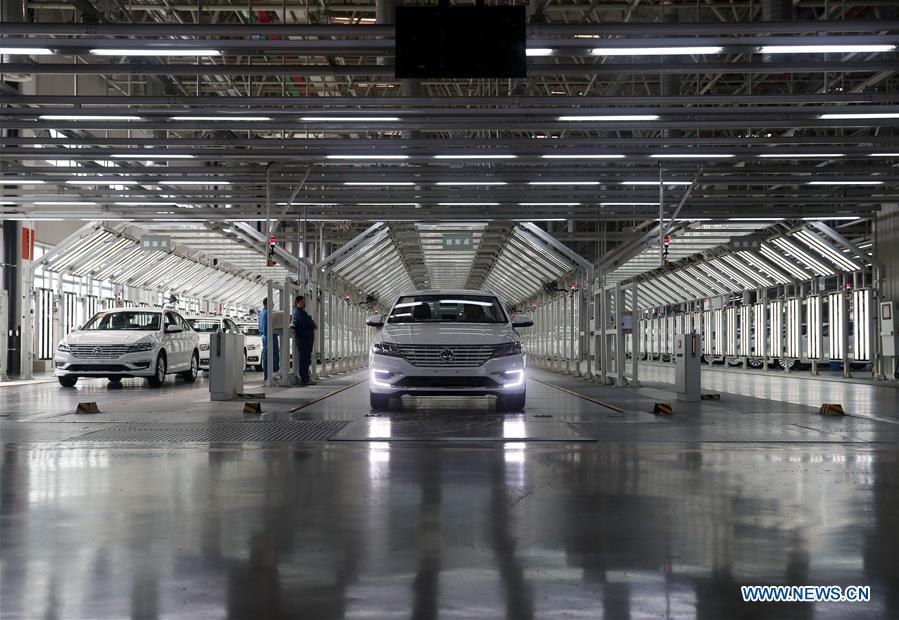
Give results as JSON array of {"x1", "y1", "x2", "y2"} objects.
[{"x1": 394, "y1": 6, "x2": 527, "y2": 79}]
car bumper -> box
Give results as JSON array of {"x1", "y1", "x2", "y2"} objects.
[
  {"x1": 54, "y1": 352, "x2": 157, "y2": 378},
  {"x1": 369, "y1": 352, "x2": 526, "y2": 397},
  {"x1": 246, "y1": 352, "x2": 261, "y2": 365}
]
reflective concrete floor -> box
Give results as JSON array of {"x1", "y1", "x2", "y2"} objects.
[{"x1": 1, "y1": 370, "x2": 897, "y2": 619}]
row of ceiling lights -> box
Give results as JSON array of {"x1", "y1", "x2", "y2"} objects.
[
  {"x1": 9, "y1": 152, "x2": 899, "y2": 159},
  {"x1": 3, "y1": 44, "x2": 896, "y2": 57},
  {"x1": 1, "y1": 178, "x2": 888, "y2": 187},
  {"x1": 25, "y1": 112, "x2": 899, "y2": 121}
]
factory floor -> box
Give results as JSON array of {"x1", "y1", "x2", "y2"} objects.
[{"x1": 1, "y1": 367, "x2": 896, "y2": 619}]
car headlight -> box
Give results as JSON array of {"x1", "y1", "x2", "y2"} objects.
[
  {"x1": 199, "y1": 343, "x2": 210, "y2": 351},
  {"x1": 127, "y1": 342, "x2": 155, "y2": 353},
  {"x1": 57, "y1": 342, "x2": 70, "y2": 352},
  {"x1": 372, "y1": 341, "x2": 403, "y2": 357},
  {"x1": 493, "y1": 341, "x2": 522, "y2": 358}
]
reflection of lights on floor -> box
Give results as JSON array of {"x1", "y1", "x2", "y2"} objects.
[
  {"x1": 502, "y1": 418, "x2": 526, "y2": 440},
  {"x1": 368, "y1": 442, "x2": 391, "y2": 466},
  {"x1": 368, "y1": 418, "x2": 391, "y2": 439},
  {"x1": 504, "y1": 442, "x2": 526, "y2": 464}
]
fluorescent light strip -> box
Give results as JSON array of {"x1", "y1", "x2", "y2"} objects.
[
  {"x1": 519, "y1": 202, "x2": 581, "y2": 206},
  {"x1": 170, "y1": 116, "x2": 271, "y2": 121},
  {"x1": 326, "y1": 155, "x2": 409, "y2": 160},
  {"x1": 760, "y1": 44, "x2": 895, "y2": 54},
  {"x1": 591, "y1": 46, "x2": 722, "y2": 56},
  {"x1": 435, "y1": 181, "x2": 507, "y2": 186},
  {"x1": 728, "y1": 217, "x2": 784, "y2": 221},
  {"x1": 344, "y1": 182, "x2": 414, "y2": 186},
  {"x1": 758, "y1": 153, "x2": 844, "y2": 158},
  {"x1": 651, "y1": 153, "x2": 734, "y2": 159},
  {"x1": 601, "y1": 201, "x2": 659, "y2": 206},
  {"x1": 115, "y1": 202, "x2": 178, "y2": 206},
  {"x1": 358, "y1": 202, "x2": 421, "y2": 206},
  {"x1": 541, "y1": 154, "x2": 625, "y2": 159},
  {"x1": 819, "y1": 112, "x2": 899, "y2": 120},
  {"x1": 0, "y1": 178, "x2": 46, "y2": 184},
  {"x1": 621, "y1": 181, "x2": 692, "y2": 186},
  {"x1": 0, "y1": 47, "x2": 53, "y2": 55},
  {"x1": 277, "y1": 202, "x2": 338, "y2": 206},
  {"x1": 526, "y1": 48, "x2": 554, "y2": 57},
  {"x1": 111, "y1": 154, "x2": 195, "y2": 159},
  {"x1": 66, "y1": 179, "x2": 138, "y2": 185},
  {"x1": 160, "y1": 180, "x2": 231, "y2": 185},
  {"x1": 558, "y1": 115, "x2": 659, "y2": 122},
  {"x1": 808, "y1": 180, "x2": 883, "y2": 185},
  {"x1": 434, "y1": 154, "x2": 517, "y2": 159},
  {"x1": 91, "y1": 49, "x2": 221, "y2": 56},
  {"x1": 438, "y1": 202, "x2": 499, "y2": 206},
  {"x1": 528, "y1": 181, "x2": 598, "y2": 186},
  {"x1": 40, "y1": 114, "x2": 142, "y2": 121},
  {"x1": 35, "y1": 201, "x2": 97, "y2": 206},
  {"x1": 870, "y1": 153, "x2": 899, "y2": 157},
  {"x1": 301, "y1": 116, "x2": 400, "y2": 122}
]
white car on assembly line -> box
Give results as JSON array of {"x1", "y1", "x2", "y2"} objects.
[
  {"x1": 54, "y1": 308, "x2": 200, "y2": 388},
  {"x1": 185, "y1": 316, "x2": 242, "y2": 370},
  {"x1": 236, "y1": 322, "x2": 264, "y2": 370},
  {"x1": 366, "y1": 289, "x2": 532, "y2": 411}
]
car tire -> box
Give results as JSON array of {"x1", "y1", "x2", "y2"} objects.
[
  {"x1": 147, "y1": 352, "x2": 167, "y2": 387},
  {"x1": 107, "y1": 377, "x2": 122, "y2": 384},
  {"x1": 497, "y1": 390, "x2": 526, "y2": 412},
  {"x1": 254, "y1": 364, "x2": 263, "y2": 372},
  {"x1": 58, "y1": 376, "x2": 78, "y2": 388},
  {"x1": 370, "y1": 392, "x2": 391, "y2": 410},
  {"x1": 180, "y1": 351, "x2": 199, "y2": 383}
]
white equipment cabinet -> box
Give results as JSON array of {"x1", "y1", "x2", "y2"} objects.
[
  {"x1": 209, "y1": 331, "x2": 245, "y2": 401},
  {"x1": 674, "y1": 332, "x2": 701, "y2": 400}
]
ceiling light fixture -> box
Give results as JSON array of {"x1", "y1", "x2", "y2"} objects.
[
  {"x1": 759, "y1": 44, "x2": 896, "y2": 54},
  {"x1": 343, "y1": 182, "x2": 414, "y2": 186},
  {"x1": 601, "y1": 201, "x2": 659, "y2": 206},
  {"x1": 651, "y1": 153, "x2": 734, "y2": 159},
  {"x1": 558, "y1": 114, "x2": 660, "y2": 121},
  {"x1": 301, "y1": 116, "x2": 400, "y2": 122},
  {"x1": 0, "y1": 47, "x2": 54, "y2": 55},
  {"x1": 434, "y1": 154, "x2": 517, "y2": 159},
  {"x1": 807, "y1": 180, "x2": 883, "y2": 185},
  {"x1": 437, "y1": 202, "x2": 500, "y2": 206},
  {"x1": 90, "y1": 48, "x2": 222, "y2": 56},
  {"x1": 326, "y1": 155, "x2": 409, "y2": 160},
  {"x1": 519, "y1": 202, "x2": 582, "y2": 206},
  {"x1": 801, "y1": 216, "x2": 861, "y2": 221},
  {"x1": 757, "y1": 153, "x2": 844, "y2": 158},
  {"x1": 110, "y1": 154, "x2": 196, "y2": 159},
  {"x1": 621, "y1": 180, "x2": 692, "y2": 186},
  {"x1": 170, "y1": 116, "x2": 271, "y2": 121},
  {"x1": 435, "y1": 181, "x2": 507, "y2": 186},
  {"x1": 591, "y1": 46, "x2": 722, "y2": 56},
  {"x1": 819, "y1": 112, "x2": 899, "y2": 120},
  {"x1": 526, "y1": 48, "x2": 554, "y2": 56},
  {"x1": 40, "y1": 114, "x2": 143, "y2": 121},
  {"x1": 528, "y1": 181, "x2": 599, "y2": 186},
  {"x1": 66, "y1": 179, "x2": 138, "y2": 185},
  {"x1": 0, "y1": 178, "x2": 46, "y2": 184},
  {"x1": 34, "y1": 201, "x2": 97, "y2": 206},
  {"x1": 160, "y1": 180, "x2": 231, "y2": 185},
  {"x1": 870, "y1": 153, "x2": 899, "y2": 157},
  {"x1": 114, "y1": 202, "x2": 179, "y2": 206},
  {"x1": 541, "y1": 154, "x2": 625, "y2": 159}
]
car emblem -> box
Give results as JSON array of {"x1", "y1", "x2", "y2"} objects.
[
  {"x1": 439, "y1": 348, "x2": 455, "y2": 361},
  {"x1": 93, "y1": 347, "x2": 101, "y2": 357}
]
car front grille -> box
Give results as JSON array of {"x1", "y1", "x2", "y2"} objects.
[
  {"x1": 393, "y1": 376, "x2": 500, "y2": 388},
  {"x1": 68, "y1": 345, "x2": 133, "y2": 359},
  {"x1": 67, "y1": 364, "x2": 131, "y2": 372},
  {"x1": 396, "y1": 344, "x2": 496, "y2": 367}
]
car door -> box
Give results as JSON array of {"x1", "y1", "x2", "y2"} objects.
[
  {"x1": 163, "y1": 312, "x2": 185, "y2": 370},
  {"x1": 176, "y1": 313, "x2": 195, "y2": 368}
]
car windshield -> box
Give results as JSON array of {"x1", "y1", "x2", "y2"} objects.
[
  {"x1": 387, "y1": 294, "x2": 507, "y2": 324},
  {"x1": 187, "y1": 319, "x2": 221, "y2": 333},
  {"x1": 239, "y1": 325, "x2": 260, "y2": 336},
  {"x1": 82, "y1": 311, "x2": 160, "y2": 331}
]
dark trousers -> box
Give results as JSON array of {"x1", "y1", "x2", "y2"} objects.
[
  {"x1": 297, "y1": 340, "x2": 313, "y2": 383},
  {"x1": 261, "y1": 334, "x2": 280, "y2": 380}
]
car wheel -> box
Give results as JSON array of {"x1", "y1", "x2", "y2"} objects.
[
  {"x1": 254, "y1": 364, "x2": 263, "y2": 372},
  {"x1": 497, "y1": 389, "x2": 526, "y2": 412},
  {"x1": 107, "y1": 377, "x2": 122, "y2": 384},
  {"x1": 147, "y1": 352, "x2": 167, "y2": 387},
  {"x1": 180, "y1": 351, "x2": 199, "y2": 383},
  {"x1": 58, "y1": 376, "x2": 78, "y2": 388},
  {"x1": 370, "y1": 392, "x2": 391, "y2": 410},
  {"x1": 748, "y1": 358, "x2": 764, "y2": 369}
]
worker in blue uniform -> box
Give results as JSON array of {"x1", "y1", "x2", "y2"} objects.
[
  {"x1": 258, "y1": 298, "x2": 280, "y2": 381},
  {"x1": 292, "y1": 295, "x2": 317, "y2": 386}
]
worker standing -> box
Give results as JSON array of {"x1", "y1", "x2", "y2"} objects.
[
  {"x1": 292, "y1": 295, "x2": 317, "y2": 386},
  {"x1": 258, "y1": 298, "x2": 280, "y2": 381}
]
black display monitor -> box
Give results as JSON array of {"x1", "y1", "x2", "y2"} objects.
[{"x1": 394, "y1": 5, "x2": 527, "y2": 79}]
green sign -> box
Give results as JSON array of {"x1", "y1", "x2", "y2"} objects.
[{"x1": 442, "y1": 233, "x2": 474, "y2": 251}]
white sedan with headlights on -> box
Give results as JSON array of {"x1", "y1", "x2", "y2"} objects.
[
  {"x1": 185, "y1": 316, "x2": 242, "y2": 370},
  {"x1": 54, "y1": 308, "x2": 199, "y2": 387},
  {"x1": 237, "y1": 322, "x2": 264, "y2": 370},
  {"x1": 367, "y1": 290, "x2": 532, "y2": 411}
]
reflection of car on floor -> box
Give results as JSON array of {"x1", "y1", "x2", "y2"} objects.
[
  {"x1": 185, "y1": 316, "x2": 240, "y2": 370},
  {"x1": 367, "y1": 289, "x2": 533, "y2": 412},
  {"x1": 54, "y1": 308, "x2": 199, "y2": 388},
  {"x1": 237, "y1": 322, "x2": 264, "y2": 371}
]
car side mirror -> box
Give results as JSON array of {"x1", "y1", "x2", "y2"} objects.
[
  {"x1": 165, "y1": 325, "x2": 182, "y2": 334},
  {"x1": 512, "y1": 315, "x2": 534, "y2": 328},
  {"x1": 366, "y1": 314, "x2": 384, "y2": 328}
]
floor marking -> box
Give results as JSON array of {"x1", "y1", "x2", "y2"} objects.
[
  {"x1": 288, "y1": 379, "x2": 367, "y2": 412},
  {"x1": 530, "y1": 377, "x2": 627, "y2": 413}
]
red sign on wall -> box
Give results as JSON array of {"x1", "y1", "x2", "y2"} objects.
[{"x1": 22, "y1": 227, "x2": 35, "y2": 261}]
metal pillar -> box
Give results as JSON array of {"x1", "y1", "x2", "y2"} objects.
[
  {"x1": 631, "y1": 282, "x2": 640, "y2": 386},
  {"x1": 614, "y1": 284, "x2": 625, "y2": 386}
]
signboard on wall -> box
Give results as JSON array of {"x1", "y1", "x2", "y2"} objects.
[
  {"x1": 140, "y1": 235, "x2": 172, "y2": 252},
  {"x1": 442, "y1": 233, "x2": 474, "y2": 251}
]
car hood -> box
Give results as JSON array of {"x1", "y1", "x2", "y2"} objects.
[
  {"x1": 64, "y1": 331, "x2": 159, "y2": 345},
  {"x1": 378, "y1": 322, "x2": 518, "y2": 346}
]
